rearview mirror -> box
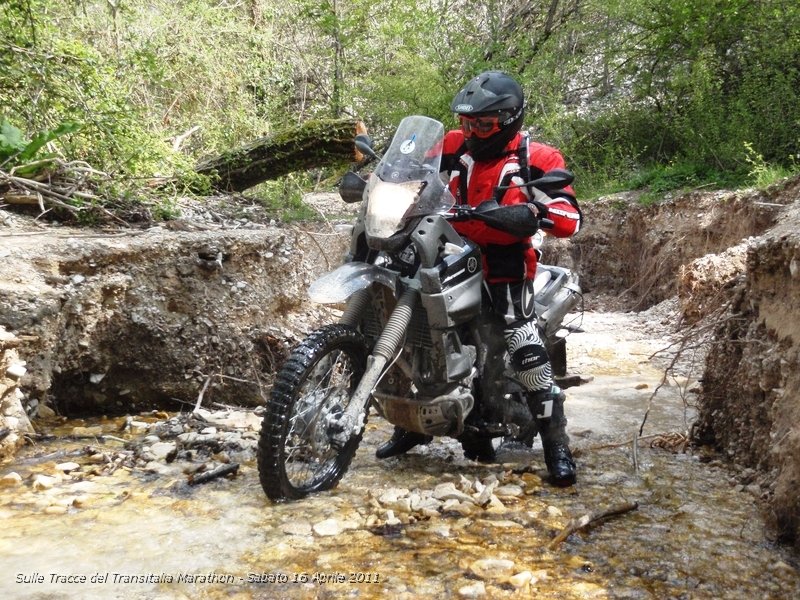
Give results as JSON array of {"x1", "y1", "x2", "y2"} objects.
[
  {"x1": 354, "y1": 134, "x2": 380, "y2": 161},
  {"x1": 338, "y1": 171, "x2": 367, "y2": 204}
]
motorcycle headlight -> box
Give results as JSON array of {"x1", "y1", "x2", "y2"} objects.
[{"x1": 364, "y1": 179, "x2": 424, "y2": 239}]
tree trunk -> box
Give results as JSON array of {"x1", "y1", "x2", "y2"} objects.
[{"x1": 196, "y1": 118, "x2": 364, "y2": 192}]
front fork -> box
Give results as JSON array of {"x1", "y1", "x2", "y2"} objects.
[{"x1": 332, "y1": 286, "x2": 419, "y2": 443}]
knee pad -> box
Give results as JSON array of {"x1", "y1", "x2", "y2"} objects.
[{"x1": 505, "y1": 321, "x2": 552, "y2": 392}]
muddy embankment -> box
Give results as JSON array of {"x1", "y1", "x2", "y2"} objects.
[{"x1": 1, "y1": 177, "x2": 800, "y2": 544}]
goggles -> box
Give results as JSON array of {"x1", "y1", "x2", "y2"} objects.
[{"x1": 458, "y1": 108, "x2": 520, "y2": 139}]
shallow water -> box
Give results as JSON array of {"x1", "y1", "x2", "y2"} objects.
[{"x1": 2, "y1": 310, "x2": 799, "y2": 599}]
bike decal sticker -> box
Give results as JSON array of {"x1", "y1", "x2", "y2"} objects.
[
  {"x1": 521, "y1": 279, "x2": 535, "y2": 319},
  {"x1": 400, "y1": 134, "x2": 417, "y2": 155},
  {"x1": 467, "y1": 256, "x2": 478, "y2": 273}
]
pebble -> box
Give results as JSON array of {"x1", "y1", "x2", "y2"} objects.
[
  {"x1": 508, "y1": 571, "x2": 533, "y2": 588},
  {"x1": 469, "y1": 558, "x2": 516, "y2": 580},
  {"x1": 313, "y1": 518, "x2": 344, "y2": 537},
  {"x1": 282, "y1": 521, "x2": 313, "y2": 536},
  {"x1": 458, "y1": 581, "x2": 486, "y2": 598},
  {"x1": 433, "y1": 482, "x2": 473, "y2": 503},
  {"x1": 494, "y1": 484, "x2": 523, "y2": 498},
  {"x1": 149, "y1": 442, "x2": 177, "y2": 460},
  {"x1": 473, "y1": 481, "x2": 498, "y2": 506},
  {"x1": 33, "y1": 474, "x2": 59, "y2": 490},
  {"x1": 37, "y1": 405, "x2": 56, "y2": 418},
  {"x1": 545, "y1": 505, "x2": 563, "y2": 518},
  {"x1": 0, "y1": 472, "x2": 22, "y2": 486},
  {"x1": 71, "y1": 426, "x2": 103, "y2": 437},
  {"x1": 54, "y1": 462, "x2": 80, "y2": 473}
]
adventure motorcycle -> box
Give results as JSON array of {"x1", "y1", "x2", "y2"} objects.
[{"x1": 257, "y1": 116, "x2": 582, "y2": 501}]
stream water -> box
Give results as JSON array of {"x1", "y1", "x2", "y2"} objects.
[{"x1": 2, "y1": 306, "x2": 799, "y2": 599}]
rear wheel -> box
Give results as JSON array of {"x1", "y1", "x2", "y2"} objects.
[{"x1": 258, "y1": 325, "x2": 368, "y2": 501}]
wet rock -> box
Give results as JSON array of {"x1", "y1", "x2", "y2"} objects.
[
  {"x1": 72, "y1": 425, "x2": 103, "y2": 437},
  {"x1": 432, "y1": 524, "x2": 451, "y2": 538},
  {"x1": 149, "y1": 442, "x2": 177, "y2": 460},
  {"x1": 458, "y1": 581, "x2": 486, "y2": 598},
  {"x1": 409, "y1": 493, "x2": 441, "y2": 515},
  {"x1": 441, "y1": 499, "x2": 476, "y2": 516},
  {"x1": 597, "y1": 471, "x2": 627, "y2": 485},
  {"x1": 494, "y1": 484, "x2": 523, "y2": 499},
  {"x1": 282, "y1": 521, "x2": 313, "y2": 536},
  {"x1": 37, "y1": 404, "x2": 56, "y2": 418},
  {"x1": 433, "y1": 482, "x2": 473, "y2": 503},
  {"x1": 545, "y1": 505, "x2": 563, "y2": 518},
  {"x1": 0, "y1": 471, "x2": 22, "y2": 486},
  {"x1": 469, "y1": 558, "x2": 516, "y2": 580},
  {"x1": 473, "y1": 480, "x2": 498, "y2": 506},
  {"x1": 384, "y1": 510, "x2": 402, "y2": 526},
  {"x1": 509, "y1": 570, "x2": 533, "y2": 588},
  {"x1": 33, "y1": 474, "x2": 59, "y2": 490},
  {"x1": 313, "y1": 518, "x2": 344, "y2": 537},
  {"x1": 484, "y1": 495, "x2": 507, "y2": 514},
  {"x1": 55, "y1": 462, "x2": 80, "y2": 473},
  {"x1": 377, "y1": 487, "x2": 410, "y2": 505}
]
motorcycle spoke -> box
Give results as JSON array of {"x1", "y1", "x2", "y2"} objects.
[{"x1": 283, "y1": 349, "x2": 357, "y2": 488}]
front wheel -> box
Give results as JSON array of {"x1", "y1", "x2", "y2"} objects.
[{"x1": 258, "y1": 324, "x2": 369, "y2": 501}]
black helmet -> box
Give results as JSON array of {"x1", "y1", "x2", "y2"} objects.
[{"x1": 451, "y1": 71, "x2": 525, "y2": 160}]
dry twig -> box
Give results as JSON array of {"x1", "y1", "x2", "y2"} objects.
[{"x1": 548, "y1": 501, "x2": 639, "y2": 549}]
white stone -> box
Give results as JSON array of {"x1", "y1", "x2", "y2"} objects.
[
  {"x1": 313, "y1": 518, "x2": 344, "y2": 537},
  {"x1": 545, "y1": 505, "x2": 563, "y2": 518},
  {"x1": 458, "y1": 581, "x2": 486, "y2": 598},
  {"x1": 509, "y1": 571, "x2": 533, "y2": 588},
  {"x1": 149, "y1": 442, "x2": 176, "y2": 460},
  {"x1": 433, "y1": 482, "x2": 474, "y2": 503},
  {"x1": 33, "y1": 474, "x2": 59, "y2": 490},
  {"x1": 469, "y1": 558, "x2": 516, "y2": 580},
  {"x1": 6, "y1": 362, "x2": 27, "y2": 379},
  {"x1": 494, "y1": 484, "x2": 523, "y2": 498},
  {"x1": 282, "y1": 521, "x2": 313, "y2": 536},
  {"x1": 378, "y1": 487, "x2": 410, "y2": 505},
  {"x1": 0, "y1": 472, "x2": 22, "y2": 486}
]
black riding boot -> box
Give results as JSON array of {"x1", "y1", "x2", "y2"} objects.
[
  {"x1": 527, "y1": 386, "x2": 577, "y2": 487},
  {"x1": 375, "y1": 426, "x2": 432, "y2": 459}
]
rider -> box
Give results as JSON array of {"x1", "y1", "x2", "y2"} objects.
[{"x1": 375, "y1": 71, "x2": 582, "y2": 487}]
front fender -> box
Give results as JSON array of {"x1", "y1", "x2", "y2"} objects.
[{"x1": 308, "y1": 262, "x2": 398, "y2": 304}]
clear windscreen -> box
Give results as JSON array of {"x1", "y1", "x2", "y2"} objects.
[{"x1": 364, "y1": 116, "x2": 455, "y2": 239}]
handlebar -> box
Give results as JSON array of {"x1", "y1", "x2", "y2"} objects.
[{"x1": 447, "y1": 204, "x2": 554, "y2": 231}]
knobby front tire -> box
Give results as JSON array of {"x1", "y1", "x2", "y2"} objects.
[{"x1": 258, "y1": 324, "x2": 369, "y2": 502}]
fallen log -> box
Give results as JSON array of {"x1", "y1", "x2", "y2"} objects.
[
  {"x1": 196, "y1": 118, "x2": 366, "y2": 192},
  {"x1": 548, "y1": 501, "x2": 639, "y2": 549}
]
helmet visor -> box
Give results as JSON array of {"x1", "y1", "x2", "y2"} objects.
[{"x1": 458, "y1": 107, "x2": 521, "y2": 139}]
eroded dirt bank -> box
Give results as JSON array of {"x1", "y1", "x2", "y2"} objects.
[{"x1": 1, "y1": 176, "x2": 800, "y2": 550}]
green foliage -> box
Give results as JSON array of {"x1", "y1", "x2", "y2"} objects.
[
  {"x1": 0, "y1": 117, "x2": 81, "y2": 168},
  {"x1": 256, "y1": 173, "x2": 317, "y2": 223},
  {"x1": 1, "y1": 0, "x2": 798, "y2": 215},
  {"x1": 743, "y1": 142, "x2": 796, "y2": 189}
]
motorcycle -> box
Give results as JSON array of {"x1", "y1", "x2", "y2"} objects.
[{"x1": 257, "y1": 116, "x2": 582, "y2": 501}]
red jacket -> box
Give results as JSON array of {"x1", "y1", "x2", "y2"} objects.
[{"x1": 442, "y1": 130, "x2": 581, "y2": 283}]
